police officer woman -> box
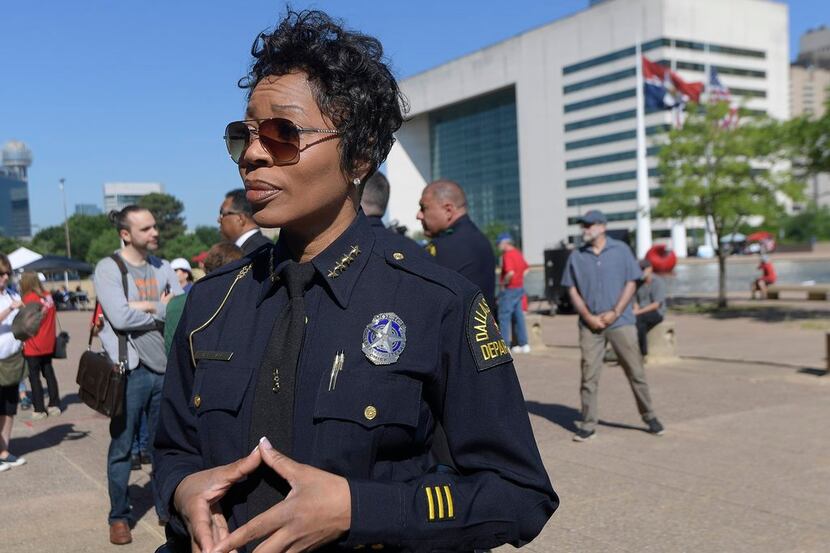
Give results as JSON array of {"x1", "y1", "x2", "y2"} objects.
[{"x1": 154, "y1": 10, "x2": 557, "y2": 553}]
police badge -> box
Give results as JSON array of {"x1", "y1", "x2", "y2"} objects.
[{"x1": 362, "y1": 312, "x2": 407, "y2": 365}]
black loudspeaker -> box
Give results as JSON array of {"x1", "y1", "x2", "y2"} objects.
[
  {"x1": 543, "y1": 249, "x2": 573, "y2": 313},
  {"x1": 606, "y1": 229, "x2": 633, "y2": 251}
]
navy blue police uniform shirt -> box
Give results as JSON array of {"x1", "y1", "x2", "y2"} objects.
[
  {"x1": 366, "y1": 214, "x2": 432, "y2": 261},
  {"x1": 155, "y1": 212, "x2": 557, "y2": 552},
  {"x1": 425, "y1": 214, "x2": 497, "y2": 311}
]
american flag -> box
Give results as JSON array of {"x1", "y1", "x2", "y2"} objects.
[{"x1": 709, "y1": 67, "x2": 738, "y2": 129}]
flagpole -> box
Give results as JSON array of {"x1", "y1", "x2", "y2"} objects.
[
  {"x1": 668, "y1": 43, "x2": 688, "y2": 257},
  {"x1": 701, "y1": 42, "x2": 717, "y2": 254},
  {"x1": 635, "y1": 39, "x2": 652, "y2": 259}
]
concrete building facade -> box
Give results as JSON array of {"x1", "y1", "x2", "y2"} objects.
[
  {"x1": 386, "y1": 0, "x2": 789, "y2": 262},
  {"x1": 103, "y1": 182, "x2": 164, "y2": 213},
  {"x1": 791, "y1": 27, "x2": 830, "y2": 207},
  {"x1": 790, "y1": 65, "x2": 830, "y2": 119}
]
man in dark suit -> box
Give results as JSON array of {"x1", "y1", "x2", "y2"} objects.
[
  {"x1": 360, "y1": 171, "x2": 392, "y2": 233},
  {"x1": 218, "y1": 189, "x2": 272, "y2": 255},
  {"x1": 417, "y1": 179, "x2": 497, "y2": 311}
]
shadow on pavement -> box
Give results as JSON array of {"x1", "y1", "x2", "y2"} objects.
[
  {"x1": 526, "y1": 401, "x2": 650, "y2": 434},
  {"x1": 670, "y1": 297, "x2": 830, "y2": 323},
  {"x1": 128, "y1": 480, "x2": 157, "y2": 526},
  {"x1": 597, "y1": 420, "x2": 648, "y2": 432},
  {"x1": 797, "y1": 367, "x2": 828, "y2": 377},
  {"x1": 526, "y1": 401, "x2": 580, "y2": 432},
  {"x1": 11, "y1": 423, "x2": 91, "y2": 456},
  {"x1": 61, "y1": 392, "x2": 83, "y2": 408}
]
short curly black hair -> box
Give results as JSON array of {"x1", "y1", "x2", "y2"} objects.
[{"x1": 240, "y1": 9, "x2": 407, "y2": 179}]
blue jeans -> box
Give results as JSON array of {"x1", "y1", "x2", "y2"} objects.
[
  {"x1": 131, "y1": 409, "x2": 149, "y2": 456},
  {"x1": 498, "y1": 288, "x2": 528, "y2": 347},
  {"x1": 107, "y1": 364, "x2": 164, "y2": 523}
]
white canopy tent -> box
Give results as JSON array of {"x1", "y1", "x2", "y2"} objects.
[{"x1": 8, "y1": 247, "x2": 42, "y2": 270}]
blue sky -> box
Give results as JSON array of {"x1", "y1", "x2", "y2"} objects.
[{"x1": 0, "y1": 0, "x2": 825, "y2": 235}]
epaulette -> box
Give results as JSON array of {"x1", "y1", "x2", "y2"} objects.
[{"x1": 381, "y1": 246, "x2": 469, "y2": 298}]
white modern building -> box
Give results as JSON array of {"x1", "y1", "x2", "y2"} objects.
[
  {"x1": 791, "y1": 27, "x2": 830, "y2": 207},
  {"x1": 386, "y1": 0, "x2": 790, "y2": 263},
  {"x1": 103, "y1": 182, "x2": 164, "y2": 212}
]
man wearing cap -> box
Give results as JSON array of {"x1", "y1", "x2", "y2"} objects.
[
  {"x1": 219, "y1": 189, "x2": 272, "y2": 255},
  {"x1": 562, "y1": 210, "x2": 665, "y2": 442},
  {"x1": 633, "y1": 259, "x2": 667, "y2": 356},
  {"x1": 497, "y1": 233, "x2": 531, "y2": 353},
  {"x1": 417, "y1": 179, "x2": 497, "y2": 310},
  {"x1": 170, "y1": 258, "x2": 194, "y2": 293}
]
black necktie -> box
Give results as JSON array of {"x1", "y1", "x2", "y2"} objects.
[{"x1": 247, "y1": 260, "x2": 316, "y2": 521}]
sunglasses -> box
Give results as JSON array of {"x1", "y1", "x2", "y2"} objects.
[{"x1": 224, "y1": 117, "x2": 341, "y2": 165}]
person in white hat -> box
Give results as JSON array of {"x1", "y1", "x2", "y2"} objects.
[{"x1": 170, "y1": 258, "x2": 194, "y2": 293}]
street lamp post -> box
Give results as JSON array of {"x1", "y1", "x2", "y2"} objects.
[
  {"x1": 59, "y1": 178, "x2": 72, "y2": 289},
  {"x1": 59, "y1": 178, "x2": 71, "y2": 257}
]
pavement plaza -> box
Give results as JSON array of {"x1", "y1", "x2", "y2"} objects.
[{"x1": 1, "y1": 306, "x2": 828, "y2": 552}]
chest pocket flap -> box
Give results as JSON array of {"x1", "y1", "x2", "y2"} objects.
[
  {"x1": 192, "y1": 360, "x2": 252, "y2": 414},
  {"x1": 313, "y1": 369, "x2": 422, "y2": 429}
]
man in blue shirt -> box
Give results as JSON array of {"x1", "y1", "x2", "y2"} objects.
[{"x1": 561, "y1": 210, "x2": 665, "y2": 442}]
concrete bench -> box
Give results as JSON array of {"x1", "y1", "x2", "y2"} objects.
[
  {"x1": 646, "y1": 320, "x2": 677, "y2": 362},
  {"x1": 526, "y1": 313, "x2": 547, "y2": 352},
  {"x1": 602, "y1": 320, "x2": 677, "y2": 363},
  {"x1": 767, "y1": 284, "x2": 830, "y2": 301}
]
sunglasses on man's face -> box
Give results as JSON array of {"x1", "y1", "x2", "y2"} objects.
[{"x1": 224, "y1": 117, "x2": 341, "y2": 165}]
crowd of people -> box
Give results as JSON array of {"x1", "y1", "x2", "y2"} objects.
[{"x1": 0, "y1": 8, "x2": 792, "y2": 553}]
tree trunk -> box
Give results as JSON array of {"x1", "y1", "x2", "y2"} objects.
[{"x1": 717, "y1": 251, "x2": 728, "y2": 309}]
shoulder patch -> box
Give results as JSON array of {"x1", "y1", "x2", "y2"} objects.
[{"x1": 466, "y1": 292, "x2": 512, "y2": 371}]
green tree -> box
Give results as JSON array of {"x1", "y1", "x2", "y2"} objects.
[
  {"x1": 193, "y1": 225, "x2": 222, "y2": 248},
  {"x1": 139, "y1": 193, "x2": 186, "y2": 247},
  {"x1": 784, "y1": 98, "x2": 830, "y2": 208},
  {"x1": 483, "y1": 220, "x2": 510, "y2": 258},
  {"x1": 780, "y1": 203, "x2": 830, "y2": 242},
  {"x1": 653, "y1": 102, "x2": 803, "y2": 308},
  {"x1": 30, "y1": 225, "x2": 66, "y2": 257},
  {"x1": 87, "y1": 233, "x2": 122, "y2": 263},
  {"x1": 31, "y1": 214, "x2": 113, "y2": 262},
  {"x1": 162, "y1": 234, "x2": 209, "y2": 261},
  {"x1": 0, "y1": 234, "x2": 25, "y2": 254}
]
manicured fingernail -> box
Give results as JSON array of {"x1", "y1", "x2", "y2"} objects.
[
  {"x1": 259, "y1": 436, "x2": 273, "y2": 450},
  {"x1": 251, "y1": 444, "x2": 258, "y2": 454}
]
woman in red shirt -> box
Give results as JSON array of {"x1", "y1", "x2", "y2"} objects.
[{"x1": 19, "y1": 272, "x2": 61, "y2": 420}]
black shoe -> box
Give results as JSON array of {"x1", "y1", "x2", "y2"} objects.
[
  {"x1": 130, "y1": 454, "x2": 141, "y2": 471},
  {"x1": 572, "y1": 428, "x2": 596, "y2": 442},
  {"x1": 140, "y1": 451, "x2": 152, "y2": 465},
  {"x1": 646, "y1": 418, "x2": 665, "y2": 436}
]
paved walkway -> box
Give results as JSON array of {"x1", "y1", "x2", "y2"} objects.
[{"x1": 1, "y1": 310, "x2": 828, "y2": 552}]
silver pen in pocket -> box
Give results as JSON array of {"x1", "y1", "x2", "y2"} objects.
[{"x1": 328, "y1": 350, "x2": 344, "y2": 391}]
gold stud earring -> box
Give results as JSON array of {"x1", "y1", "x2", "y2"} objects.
[{"x1": 353, "y1": 178, "x2": 360, "y2": 187}]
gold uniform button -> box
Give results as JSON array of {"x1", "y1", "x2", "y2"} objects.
[
  {"x1": 364, "y1": 405, "x2": 377, "y2": 420},
  {"x1": 193, "y1": 395, "x2": 202, "y2": 408},
  {"x1": 392, "y1": 252, "x2": 404, "y2": 260}
]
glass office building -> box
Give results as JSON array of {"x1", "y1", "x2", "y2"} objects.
[
  {"x1": 429, "y1": 87, "x2": 521, "y2": 243},
  {"x1": 0, "y1": 170, "x2": 31, "y2": 238}
]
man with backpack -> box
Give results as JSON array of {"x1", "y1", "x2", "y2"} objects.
[{"x1": 93, "y1": 205, "x2": 182, "y2": 544}]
